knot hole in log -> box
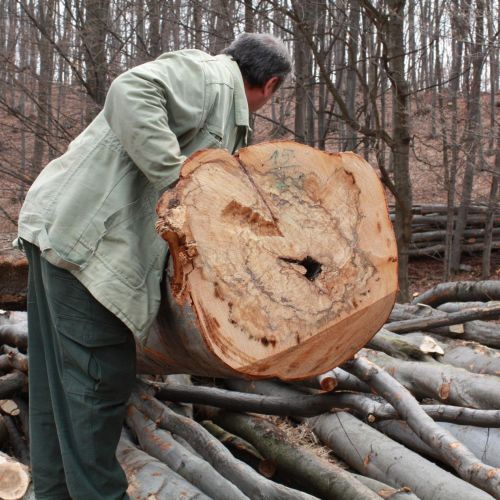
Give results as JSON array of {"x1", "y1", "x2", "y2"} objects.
[{"x1": 279, "y1": 256, "x2": 322, "y2": 281}]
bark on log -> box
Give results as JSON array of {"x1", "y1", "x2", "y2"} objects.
[
  {"x1": 163, "y1": 374, "x2": 194, "y2": 418},
  {"x1": 374, "y1": 420, "x2": 500, "y2": 468},
  {"x1": 386, "y1": 304, "x2": 500, "y2": 333},
  {"x1": 359, "y1": 349, "x2": 500, "y2": 408},
  {"x1": 403, "y1": 203, "x2": 493, "y2": 214},
  {"x1": 310, "y1": 412, "x2": 494, "y2": 500},
  {"x1": 431, "y1": 322, "x2": 500, "y2": 348},
  {"x1": 3, "y1": 415, "x2": 29, "y2": 466},
  {"x1": 328, "y1": 367, "x2": 371, "y2": 392},
  {"x1": 0, "y1": 324, "x2": 28, "y2": 352},
  {"x1": 215, "y1": 411, "x2": 381, "y2": 500},
  {"x1": 130, "y1": 386, "x2": 318, "y2": 500},
  {"x1": 438, "y1": 301, "x2": 500, "y2": 313},
  {"x1": 411, "y1": 227, "x2": 500, "y2": 243},
  {"x1": 343, "y1": 397, "x2": 500, "y2": 427},
  {"x1": 146, "y1": 380, "x2": 392, "y2": 418},
  {"x1": 402, "y1": 332, "x2": 500, "y2": 375},
  {"x1": 345, "y1": 356, "x2": 500, "y2": 498},
  {"x1": 0, "y1": 312, "x2": 27, "y2": 326},
  {"x1": 200, "y1": 420, "x2": 271, "y2": 471},
  {"x1": 368, "y1": 328, "x2": 440, "y2": 361},
  {"x1": 0, "y1": 257, "x2": 28, "y2": 311},
  {"x1": 0, "y1": 371, "x2": 27, "y2": 399},
  {"x1": 408, "y1": 241, "x2": 500, "y2": 257},
  {"x1": 412, "y1": 281, "x2": 500, "y2": 307},
  {"x1": 116, "y1": 434, "x2": 210, "y2": 499},
  {"x1": 0, "y1": 347, "x2": 28, "y2": 373},
  {"x1": 223, "y1": 379, "x2": 492, "y2": 500},
  {"x1": 389, "y1": 302, "x2": 441, "y2": 322},
  {"x1": 126, "y1": 405, "x2": 249, "y2": 500},
  {"x1": 0, "y1": 450, "x2": 30, "y2": 500},
  {"x1": 147, "y1": 379, "x2": 500, "y2": 426},
  {"x1": 11, "y1": 397, "x2": 28, "y2": 441},
  {"x1": 140, "y1": 142, "x2": 398, "y2": 379},
  {"x1": 299, "y1": 368, "x2": 370, "y2": 393},
  {"x1": 350, "y1": 475, "x2": 419, "y2": 499},
  {"x1": 0, "y1": 415, "x2": 8, "y2": 446},
  {"x1": 389, "y1": 303, "x2": 500, "y2": 348},
  {"x1": 411, "y1": 405, "x2": 500, "y2": 427}
]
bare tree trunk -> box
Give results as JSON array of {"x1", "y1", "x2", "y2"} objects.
[
  {"x1": 316, "y1": 0, "x2": 327, "y2": 150},
  {"x1": 485, "y1": 0, "x2": 498, "y2": 151},
  {"x1": 244, "y1": 0, "x2": 254, "y2": 33},
  {"x1": 345, "y1": 0, "x2": 360, "y2": 152},
  {"x1": 147, "y1": 0, "x2": 162, "y2": 57},
  {"x1": 192, "y1": 0, "x2": 203, "y2": 50},
  {"x1": 482, "y1": 129, "x2": 499, "y2": 278},
  {"x1": 293, "y1": 4, "x2": 308, "y2": 144},
  {"x1": 385, "y1": 0, "x2": 412, "y2": 301},
  {"x1": 450, "y1": 0, "x2": 485, "y2": 273},
  {"x1": 444, "y1": 0, "x2": 465, "y2": 279},
  {"x1": 81, "y1": 0, "x2": 110, "y2": 122},
  {"x1": 31, "y1": 0, "x2": 55, "y2": 175}
]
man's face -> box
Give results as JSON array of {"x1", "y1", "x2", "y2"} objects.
[{"x1": 244, "y1": 77, "x2": 279, "y2": 113}]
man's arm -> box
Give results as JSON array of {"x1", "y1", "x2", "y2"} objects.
[{"x1": 103, "y1": 53, "x2": 209, "y2": 193}]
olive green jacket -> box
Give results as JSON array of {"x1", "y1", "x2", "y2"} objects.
[{"x1": 17, "y1": 50, "x2": 249, "y2": 340}]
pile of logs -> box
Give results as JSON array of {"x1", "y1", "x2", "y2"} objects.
[
  {"x1": 1, "y1": 280, "x2": 500, "y2": 499},
  {"x1": 389, "y1": 204, "x2": 500, "y2": 258}
]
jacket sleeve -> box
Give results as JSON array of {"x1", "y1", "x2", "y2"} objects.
[{"x1": 103, "y1": 53, "x2": 209, "y2": 193}]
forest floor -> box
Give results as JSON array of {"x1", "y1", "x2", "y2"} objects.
[{"x1": 408, "y1": 253, "x2": 500, "y2": 297}]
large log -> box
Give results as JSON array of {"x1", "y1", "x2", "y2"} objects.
[{"x1": 139, "y1": 141, "x2": 398, "y2": 380}]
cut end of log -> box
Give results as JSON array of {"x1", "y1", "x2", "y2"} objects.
[
  {"x1": 0, "y1": 453, "x2": 30, "y2": 499},
  {"x1": 154, "y1": 141, "x2": 398, "y2": 380}
]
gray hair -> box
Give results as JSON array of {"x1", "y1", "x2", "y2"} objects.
[{"x1": 222, "y1": 33, "x2": 292, "y2": 89}]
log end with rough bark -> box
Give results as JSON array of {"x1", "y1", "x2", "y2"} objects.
[{"x1": 152, "y1": 142, "x2": 398, "y2": 380}]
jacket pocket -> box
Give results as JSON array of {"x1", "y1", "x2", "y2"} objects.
[
  {"x1": 93, "y1": 196, "x2": 165, "y2": 289},
  {"x1": 181, "y1": 125, "x2": 224, "y2": 157}
]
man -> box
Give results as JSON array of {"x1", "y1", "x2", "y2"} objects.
[{"x1": 17, "y1": 33, "x2": 291, "y2": 499}]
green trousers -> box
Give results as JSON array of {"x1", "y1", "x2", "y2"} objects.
[{"x1": 24, "y1": 240, "x2": 136, "y2": 500}]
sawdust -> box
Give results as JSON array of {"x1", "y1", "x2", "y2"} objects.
[{"x1": 267, "y1": 415, "x2": 349, "y2": 469}]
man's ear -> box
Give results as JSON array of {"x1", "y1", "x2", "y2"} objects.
[{"x1": 263, "y1": 76, "x2": 280, "y2": 97}]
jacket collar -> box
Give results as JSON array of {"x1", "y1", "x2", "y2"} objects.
[{"x1": 216, "y1": 54, "x2": 250, "y2": 128}]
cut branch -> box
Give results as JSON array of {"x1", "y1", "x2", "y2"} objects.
[
  {"x1": 130, "y1": 385, "x2": 317, "y2": 500},
  {"x1": 412, "y1": 281, "x2": 500, "y2": 307},
  {"x1": 126, "y1": 405, "x2": 248, "y2": 500},
  {"x1": 345, "y1": 356, "x2": 500, "y2": 498},
  {"x1": 215, "y1": 411, "x2": 381, "y2": 500}
]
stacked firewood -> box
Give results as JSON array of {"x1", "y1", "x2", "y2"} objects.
[
  {"x1": 389, "y1": 204, "x2": 500, "y2": 257},
  {"x1": 0, "y1": 310, "x2": 30, "y2": 499},
  {"x1": 1, "y1": 280, "x2": 500, "y2": 499}
]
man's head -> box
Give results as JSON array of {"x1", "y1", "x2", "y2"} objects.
[{"x1": 222, "y1": 33, "x2": 292, "y2": 112}]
